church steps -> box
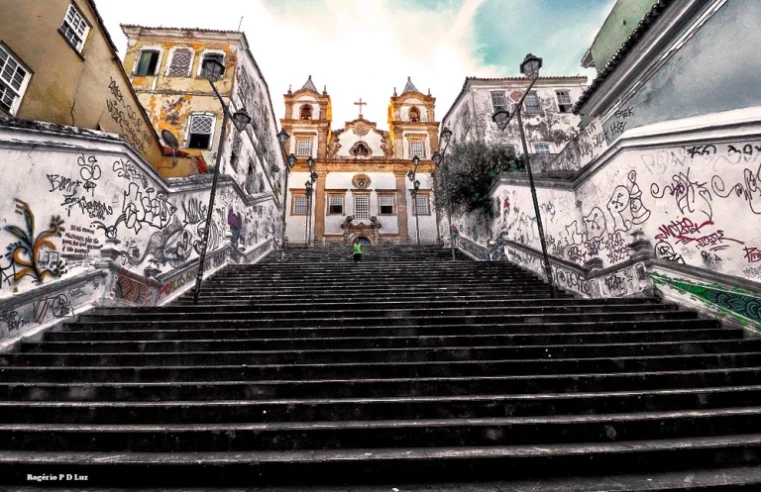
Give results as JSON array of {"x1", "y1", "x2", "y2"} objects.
[
  {"x1": 189, "y1": 281, "x2": 553, "y2": 291},
  {"x1": 28, "y1": 327, "x2": 740, "y2": 352},
  {"x1": 3, "y1": 434, "x2": 761, "y2": 487},
  {"x1": 5, "y1": 407, "x2": 761, "y2": 453},
  {"x1": 3, "y1": 366, "x2": 761, "y2": 402},
  {"x1": 62, "y1": 311, "x2": 697, "y2": 331},
  {"x1": 2, "y1": 385, "x2": 761, "y2": 424},
  {"x1": 171, "y1": 294, "x2": 632, "y2": 305},
  {"x1": 2, "y1": 351, "x2": 759, "y2": 384},
  {"x1": 48, "y1": 319, "x2": 723, "y2": 340},
  {"x1": 4, "y1": 247, "x2": 760, "y2": 486},
  {"x1": 87, "y1": 301, "x2": 670, "y2": 317},
  {"x1": 1, "y1": 338, "x2": 758, "y2": 366}
]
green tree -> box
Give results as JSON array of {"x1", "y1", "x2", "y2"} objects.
[{"x1": 433, "y1": 141, "x2": 518, "y2": 221}]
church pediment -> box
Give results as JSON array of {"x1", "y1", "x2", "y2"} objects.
[{"x1": 328, "y1": 118, "x2": 393, "y2": 159}]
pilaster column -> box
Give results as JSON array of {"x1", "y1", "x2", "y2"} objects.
[
  {"x1": 313, "y1": 170, "x2": 327, "y2": 240},
  {"x1": 394, "y1": 170, "x2": 409, "y2": 242}
]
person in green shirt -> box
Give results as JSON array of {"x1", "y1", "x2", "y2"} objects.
[{"x1": 353, "y1": 239, "x2": 362, "y2": 262}]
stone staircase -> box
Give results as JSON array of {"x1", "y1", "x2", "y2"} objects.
[
  {"x1": 273, "y1": 244, "x2": 471, "y2": 262},
  {"x1": 1, "y1": 247, "x2": 761, "y2": 489}
]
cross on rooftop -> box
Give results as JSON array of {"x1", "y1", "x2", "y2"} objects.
[{"x1": 354, "y1": 98, "x2": 367, "y2": 118}]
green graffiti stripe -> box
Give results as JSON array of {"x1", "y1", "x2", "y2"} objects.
[{"x1": 650, "y1": 273, "x2": 761, "y2": 326}]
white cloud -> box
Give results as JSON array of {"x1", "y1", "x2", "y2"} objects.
[{"x1": 96, "y1": 0, "x2": 499, "y2": 131}]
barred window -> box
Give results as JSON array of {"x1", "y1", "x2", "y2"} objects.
[
  {"x1": 354, "y1": 196, "x2": 369, "y2": 219},
  {"x1": 167, "y1": 48, "x2": 192, "y2": 77},
  {"x1": 292, "y1": 196, "x2": 308, "y2": 215},
  {"x1": 556, "y1": 90, "x2": 573, "y2": 113},
  {"x1": 415, "y1": 195, "x2": 429, "y2": 216},
  {"x1": 379, "y1": 195, "x2": 395, "y2": 215},
  {"x1": 60, "y1": 3, "x2": 90, "y2": 53},
  {"x1": 296, "y1": 138, "x2": 312, "y2": 157},
  {"x1": 534, "y1": 143, "x2": 551, "y2": 155},
  {"x1": 188, "y1": 114, "x2": 214, "y2": 149},
  {"x1": 0, "y1": 45, "x2": 30, "y2": 115},
  {"x1": 490, "y1": 91, "x2": 507, "y2": 112},
  {"x1": 328, "y1": 195, "x2": 344, "y2": 215},
  {"x1": 524, "y1": 91, "x2": 540, "y2": 114},
  {"x1": 410, "y1": 140, "x2": 425, "y2": 159}
]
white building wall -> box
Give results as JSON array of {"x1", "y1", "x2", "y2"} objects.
[
  {"x1": 334, "y1": 129, "x2": 385, "y2": 158},
  {"x1": 0, "y1": 125, "x2": 279, "y2": 343},
  {"x1": 405, "y1": 172, "x2": 438, "y2": 243},
  {"x1": 443, "y1": 80, "x2": 587, "y2": 153}
]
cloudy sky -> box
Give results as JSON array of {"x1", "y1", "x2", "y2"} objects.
[{"x1": 97, "y1": 0, "x2": 614, "y2": 127}]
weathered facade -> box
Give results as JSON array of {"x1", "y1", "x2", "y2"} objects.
[
  {"x1": 121, "y1": 25, "x2": 284, "y2": 191},
  {"x1": 0, "y1": 117, "x2": 280, "y2": 345},
  {"x1": 280, "y1": 77, "x2": 440, "y2": 245},
  {"x1": 0, "y1": 0, "x2": 173, "y2": 170},
  {"x1": 441, "y1": 76, "x2": 587, "y2": 157},
  {"x1": 468, "y1": 0, "x2": 761, "y2": 331}
]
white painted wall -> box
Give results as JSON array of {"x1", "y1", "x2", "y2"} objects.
[
  {"x1": 334, "y1": 127, "x2": 385, "y2": 158},
  {"x1": 0, "y1": 124, "x2": 280, "y2": 341},
  {"x1": 442, "y1": 81, "x2": 586, "y2": 153},
  {"x1": 490, "y1": 107, "x2": 761, "y2": 285}
]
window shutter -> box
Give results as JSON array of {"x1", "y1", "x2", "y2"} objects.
[{"x1": 168, "y1": 49, "x2": 192, "y2": 77}]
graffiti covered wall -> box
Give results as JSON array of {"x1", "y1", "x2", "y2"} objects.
[
  {"x1": 478, "y1": 108, "x2": 761, "y2": 314},
  {"x1": 0, "y1": 123, "x2": 279, "y2": 342}
]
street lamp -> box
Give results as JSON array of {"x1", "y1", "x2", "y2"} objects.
[
  {"x1": 432, "y1": 125, "x2": 455, "y2": 260},
  {"x1": 490, "y1": 53, "x2": 556, "y2": 298},
  {"x1": 408, "y1": 156, "x2": 421, "y2": 247},
  {"x1": 305, "y1": 157, "x2": 317, "y2": 247},
  {"x1": 193, "y1": 57, "x2": 252, "y2": 305},
  {"x1": 276, "y1": 128, "x2": 296, "y2": 257}
]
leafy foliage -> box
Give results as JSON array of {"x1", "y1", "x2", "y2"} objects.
[{"x1": 433, "y1": 141, "x2": 520, "y2": 220}]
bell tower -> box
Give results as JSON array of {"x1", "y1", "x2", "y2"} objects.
[
  {"x1": 281, "y1": 75, "x2": 332, "y2": 159},
  {"x1": 388, "y1": 77, "x2": 439, "y2": 159}
]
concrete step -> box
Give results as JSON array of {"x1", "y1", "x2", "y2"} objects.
[
  {"x1": 1, "y1": 434, "x2": 761, "y2": 486},
  {"x1": 87, "y1": 302, "x2": 674, "y2": 318},
  {"x1": 47, "y1": 319, "x2": 723, "y2": 341},
  {"x1": 3, "y1": 365, "x2": 761, "y2": 401},
  {"x1": 3, "y1": 351, "x2": 760, "y2": 383},
  {"x1": 1, "y1": 385, "x2": 759, "y2": 424},
  {"x1": 30, "y1": 327, "x2": 741, "y2": 352},
  {"x1": 65, "y1": 311, "x2": 699, "y2": 331},
  {"x1": 2, "y1": 338, "x2": 757, "y2": 366}
]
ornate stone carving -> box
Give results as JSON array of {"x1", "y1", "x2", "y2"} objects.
[
  {"x1": 349, "y1": 141, "x2": 372, "y2": 157},
  {"x1": 354, "y1": 121, "x2": 370, "y2": 136},
  {"x1": 352, "y1": 174, "x2": 371, "y2": 189}
]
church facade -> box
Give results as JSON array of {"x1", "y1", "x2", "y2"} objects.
[{"x1": 280, "y1": 76, "x2": 441, "y2": 246}]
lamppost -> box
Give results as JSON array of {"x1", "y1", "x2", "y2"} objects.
[
  {"x1": 276, "y1": 129, "x2": 297, "y2": 258},
  {"x1": 432, "y1": 126, "x2": 454, "y2": 261},
  {"x1": 491, "y1": 53, "x2": 556, "y2": 298},
  {"x1": 408, "y1": 156, "x2": 421, "y2": 247},
  {"x1": 304, "y1": 157, "x2": 318, "y2": 247},
  {"x1": 193, "y1": 58, "x2": 252, "y2": 305}
]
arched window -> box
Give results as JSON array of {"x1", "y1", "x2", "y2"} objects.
[
  {"x1": 409, "y1": 106, "x2": 420, "y2": 122},
  {"x1": 300, "y1": 104, "x2": 313, "y2": 120}
]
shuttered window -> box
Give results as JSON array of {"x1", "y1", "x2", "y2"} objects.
[
  {"x1": 168, "y1": 48, "x2": 192, "y2": 77},
  {"x1": 354, "y1": 196, "x2": 369, "y2": 219}
]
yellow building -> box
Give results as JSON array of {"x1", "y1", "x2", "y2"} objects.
[
  {"x1": 281, "y1": 77, "x2": 441, "y2": 246},
  {"x1": 0, "y1": 0, "x2": 180, "y2": 172},
  {"x1": 121, "y1": 25, "x2": 284, "y2": 194}
]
